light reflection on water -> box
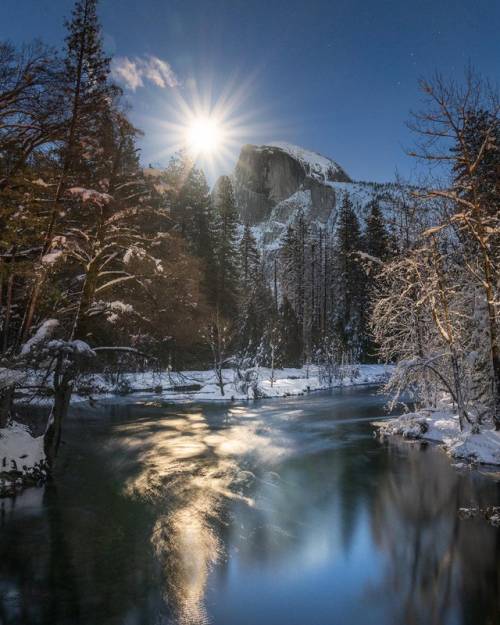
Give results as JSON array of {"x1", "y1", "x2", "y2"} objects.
[
  {"x1": 113, "y1": 405, "x2": 293, "y2": 624},
  {"x1": 0, "y1": 388, "x2": 499, "y2": 625}
]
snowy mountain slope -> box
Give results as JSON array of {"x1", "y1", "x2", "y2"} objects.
[
  {"x1": 228, "y1": 143, "x2": 412, "y2": 253},
  {"x1": 262, "y1": 142, "x2": 350, "y2": 184}
]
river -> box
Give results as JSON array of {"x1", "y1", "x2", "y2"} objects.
[{"x1": 0, "y1": 387, "x2": 499, "y2": 625}]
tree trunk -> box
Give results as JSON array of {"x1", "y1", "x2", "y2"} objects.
[
  {"x1": 44, "y1": 380, "x2": 72, "y2": 469},
  {"x1": 0, "y1": 386, "x2": 14, "y2": 429},
  {"x1": 216, "y1": 366, "x2": 225, "y2": 396},
  {"x1": 71, "y1": 261, "x2": 99, "y2": 340},
  {"x1": 430, "y1": 237, "x2": 471, "y2": 429},
  {"x1": 450, "y1": 350, "x2": 469, "y2": 432},
  {"x1": 44, "y1": 354, "x2": 73, "y2": 469},
  {"x1": 492, "y1": 352, "x2": 500, "y2": 430},
  {"x1": 482, "y1": 269, "x2": 500, "y2": 430},
  {"x1": 2, "y1": 270, "x2": 14, "y2": 353},
  {"x1": 270, "y1": 347, "x2": 275, "y2": 388}
]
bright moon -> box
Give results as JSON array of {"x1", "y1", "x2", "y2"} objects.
[{"x1": 186, "y1": 116, "x2": 222, "y2": 154}]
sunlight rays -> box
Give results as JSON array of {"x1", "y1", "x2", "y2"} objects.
[{"x1": 138, "y1": 70, "x2": 289, "y2": 180}]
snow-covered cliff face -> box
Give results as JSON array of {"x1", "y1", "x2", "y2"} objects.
[
  {"x1": 233, "y1": 143, "x2": 351, "y2": 226},
  {"x1": 228, "y1": 142, "x2": 405, "y2": 250}
]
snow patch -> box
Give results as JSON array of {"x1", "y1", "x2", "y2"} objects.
[
  {"x1": 67, "y1": 364, "x2": 391, "y2": 404},
  {"x1": 263, "y1": 142, "x2": 348, "y2": 182},
  {"x1": 0, "y1": 368, "x2": 25, "y2": 389},
  {"x1": 376, "y1": 410, "x2": 500, "y2": 466},
  {"x1": 46, "y1": 339, "x2": 96, "y2": 356},
  {"x1": 109, "y1": 301, "x2": 134, "y2": 313},
  {"x1": 123, "y1": 246, "x2": 146, "y2": 264},
  {"x1": 32, "y1": 178, "x2": 50, "y2": 188},
  {"x1": 67, "y1": 187, "x2": 113, "y2": 206},
  {"x1": 20, "y1": 319, "x2": 59, "y2": 355},
  {"x1": 0, "y1": 422, "x2": 46, "y2": 497},
  {"x1": 41, "y1": 250, "x2": 63, "y2": 266},
  {"x1": 106, "y1": 300, "x2": 134, "y2": 323}
]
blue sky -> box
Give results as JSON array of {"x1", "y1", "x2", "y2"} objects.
[{"x1": 2, "y1": 0, "x2": 499, "y2": 183}]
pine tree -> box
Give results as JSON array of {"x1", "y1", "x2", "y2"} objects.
[
  {"x1": 280, "y1": 224, "x2": 299, "y2": 308},
  {"x1": 173, "y1": 160, "x2": 212, "y2": 257},
  {"x1": 364, "y1": 201, "x2": 391, "y2": 359},
  {"x1": 279, "y1": 296, "x2": 302, "y2": 367},
  {"x1": 237, "y1": 261, "x2": 275, "y2": 361},
  {"x1": 365, "y1": 201, "x2": 390, "y2": 262},
  {"x1": 68, "y1": 111, "x2": 148, "y2": 340},
  {"x1": 57, "y1": 0, "x2": 116, "y2": 206},
  {"x1": 279, "y1": 210, "x2": 311, "y2": 361},
  {"x1": 237, "y1": 223, "x2": 266, "y2": 359},
  {"x1": 156, "y1": 153, "x2": 217, "y2": 307},
  {"x1": 331, "y1": 195, "x2": 366, "y2": 357},
  {"x1": 212, "y1": 175, "x2": 240, "y2": 319},
  {"x1": 239, "y1": 223, "x2": 260, "y2": 293}
]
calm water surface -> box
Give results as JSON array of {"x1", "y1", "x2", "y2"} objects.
[{"x1": 1, "y1": 387, "x2": 499, "y2": 625}]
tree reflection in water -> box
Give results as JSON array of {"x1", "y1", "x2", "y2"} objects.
[
  {"x1": 371, "y1": 442, "x2": 500, "y2": 625},
  {"x1": 0, "y1": 394, "x2": 499, "y2": 625},
  {"x1": 113, "y1": 403, "x2": 499, "y2": 625}
]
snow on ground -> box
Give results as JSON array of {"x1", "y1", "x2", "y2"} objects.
[
  {"x1": 327, "y1": 181, "x2": 379, "y2": 209},
  {"x1": 0, "y1": 422, "x2": 46, "y2": 496},
  {"x1": 375, "y1": 408, "x2": 500, "y2": 467},
  {"x1": 0, "y1": 422, "x2": 45, "y2": 472},
  {"x1": 70, "y1": 364, "x2": 391, "y2": 404}
]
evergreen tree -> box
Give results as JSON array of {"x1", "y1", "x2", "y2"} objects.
[
  {"x1": 331, "y1": 195, "x2": 366, "y2": 357},
  {"x1": 279, "y1": 296, "x2": 302, "y2": 366},
  {"x1": 365, "y1": 201, "x2": 390, "y2": 262},
  {"x1": 280, "y1": 210, "x2": 310, "y2": 360},
  {"x1": 363, "y1": 201, "x2": 391, "y2": 359},
  {"x1": 238, "y1": 264, "x2": 275, "y2": 361},
  {"x1": 236, "y1": 224, "x2": 269, "y2": 359},
  {"x1": 174, "y1": 161, "x2": 212, "y2": 257},
  {"x1": 152, "y1": 153, "x2": 217, "y2": 308},
  {"x1": 212, "y1": 175, "x2": 240, "y2": 319},
  {"x1": 59, "y1": 0, "x2": 116, "y2": 191},
  {"x1": 280, "y1": 224, "x2": 299, "y2": 307},
  {"x1": 239, "y1": 223, "x2": 260, "y2": 294},
  {"x1": 176, "y1": 162, "x2": 218, "y2": 307}
]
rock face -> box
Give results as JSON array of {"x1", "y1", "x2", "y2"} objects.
[
  {"x1": 226, "y1": 142, "x2": 404, "y2": 251},
  {"x1": 233, "y1": 143, "x2": 351, "y2": 225}
]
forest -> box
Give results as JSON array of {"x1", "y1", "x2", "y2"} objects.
[
  {"x1": 0, "y1": 1, "x2": 499, "y2": 624},
  {"x1": 0, "y1": 0, "x2": 499, "y2": 478}
]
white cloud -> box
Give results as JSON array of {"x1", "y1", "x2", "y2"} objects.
[
  {"x1": 142, "y1": 56, "x2": 179, "y2": 88},
  {"x1": 111, "y1": 55, "x2": 179, "y2": 91},
  {"x1": 111, "y1": 57, "x2": 143, "y2": 90}
]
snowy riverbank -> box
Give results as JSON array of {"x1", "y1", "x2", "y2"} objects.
[
  {"x1": 2, "y1": 364, "x2": 390, "y2": 496},
  {"x1": 69, "y1": 363, "x2": 392, "y2": 403},
  {"x1": 0, "y1": 422, "x2": 47, "y2": 497},
  {"x1": 375, "y1": 408, "x2": 500, "y2": 467}
]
